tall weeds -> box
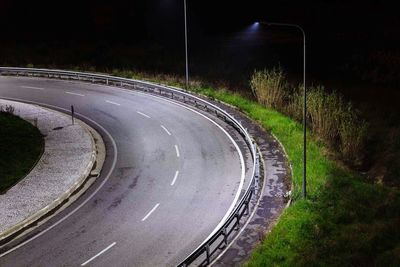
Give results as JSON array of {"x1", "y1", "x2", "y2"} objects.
[
  {"x1": 339, "y1": 104, "x2": 368, "y2": 164},
  {"x1": 307, "y1": 86, "x2": 342, "y2": 143},
  {"x1": 251, "y1": 69, "x2": 368, "y2": 166},
  {"x1": 250, "y1": 68, "x2": 288, "y2": 112}
]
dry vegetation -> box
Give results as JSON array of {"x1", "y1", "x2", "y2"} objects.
[{"x1": 250, "y1": 69, "x2": 368, "y2": 165}]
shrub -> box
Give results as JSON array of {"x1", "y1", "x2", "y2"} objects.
[
  {"x1": 251, "y1": 67, "x2": 368, "y2": 166},
  {"x1": 250, "y1": 68, "x2": 289, "y2": 112},
  {"x1": 339, "y1": 104, "x2": 368, "y2": 164},
  {"x1": 286, "y1": 84, "x2": 303, "y2": 122},
  {"x1": 307, "y1": 86, "x2": 342, "y2": 144},
  {"x1": 0, "y1": 105, "x2": 15, "y2": 115}
]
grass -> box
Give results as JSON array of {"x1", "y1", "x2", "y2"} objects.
[
  {"x1": 192, "y1": 90, "x2": 400, "y2": 267},
  {"x1": 0, "y1": 111, "x2": 44, "y2": 193},
  {"x1": 111, "y1": 73, "x2": 399, "y2": 266}
]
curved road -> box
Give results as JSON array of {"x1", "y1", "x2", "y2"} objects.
[{"x1": 0, "y1": 76, "x2": 249, "y2": 266}]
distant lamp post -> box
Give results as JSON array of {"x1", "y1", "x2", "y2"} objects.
[
  {"x1": 257, "y1": 21, "x2": 307, "y2": 199},
  {"x1": 184, "y1": 0, "x2": 189, "y2": 90}
]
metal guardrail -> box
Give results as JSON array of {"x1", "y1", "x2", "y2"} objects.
[{"x1": 0, "y1": 67, "x2": 261, "y2": 266}]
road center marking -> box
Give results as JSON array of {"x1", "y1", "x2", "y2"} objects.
[
  {"x1": 175, "y1": 145, "x2": 180, "y2": 158},
  {"x1": 137, "y1": 111, "x2": 151, "y2": 118},
  {"x1": 20, "y1": 85, "x2": 44, "y2": 90},
  {"x1": 161, "y1": 125, "x2": 171, "y2": 135},
  {"x1": 105, "y1": 100, "x2": 121, "y2": 106},
  {"x1": 66, "y1": 91, "x2": 85, "y2": 96},
  {"x1": 135, "y1": 93, "x2": 246, "y2": 250},
  {"x1": 141, "y1": 203, "x2": 160, "y2": 222},
  {"x1": 170, "y1": 171, "x2": 179, "y2": 186},
  {"x1": 81, "y1": 242, "x2": 116, "y2": 266}
]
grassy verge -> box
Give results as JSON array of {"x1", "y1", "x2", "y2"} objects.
[
  {"x1": 112, "y1": 72, "x2": 399, "y2": 266},
  {"x1": 0, "y1": 111, "x2": 44, "y2": 193},
  {"x1": 195, "y1": 89, "x2": 399, "y2": 266}
]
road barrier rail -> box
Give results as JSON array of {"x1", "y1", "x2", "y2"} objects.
[{"x1": 0, "y1": 67, "x2": 261, "y2": 266}]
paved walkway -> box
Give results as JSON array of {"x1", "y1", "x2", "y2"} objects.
[{"x1": 0, "y1": 99, "x2": 97, "y2": 242}]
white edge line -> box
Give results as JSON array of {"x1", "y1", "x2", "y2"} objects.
[
  {"x1": 175, "y1": 145, "x2": 180, "y2": 158},
  {"x1": 141, "y1": 203, "x2": 160, "y2": 222},
  {"x1": 170, "y1": 171, "x2": 179, "y2": 186},
  {"x1": 20, "y1": 85, "x2": 44, "y2": 90},
  {"x1": 65, "y1": 91, "x2": 85, "y2": 97},
  {"x1": 0, "y1": 98, "x2": 118, "y2": 258},
  {"x1": 105, "y1": 100, "x2": 121, "y2": 106},
  {"x1": 210, "y1": 150, "x2": 266, "y2": 265},
  {"x1": 132, "y1": 93, "x2": 246, "y2": 249},
  {"x1": 137, "y1": 111, "x2": 151, "y2": 118},
  {"x1": 161, "y1": 125, "x2": 171, "y2": 136},
  {"x1": 81, "y1": 242, "x2": 116, "y2": 266}
]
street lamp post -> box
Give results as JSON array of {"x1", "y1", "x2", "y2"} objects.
[
  {"x1": 259, "y1": 21, "x2": 307, "y2": 198},
  {"x1": 184, "y1": 0, "x2": 189, "y2": 90}
]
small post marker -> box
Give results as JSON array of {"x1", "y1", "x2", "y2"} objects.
[{"x1": 71, "y1": 105, "x2": 75, "y2": 125}]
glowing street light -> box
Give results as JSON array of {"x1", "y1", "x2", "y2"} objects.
[{"x1": 256, "y1": 21, "x2": 307, "y2": 199}]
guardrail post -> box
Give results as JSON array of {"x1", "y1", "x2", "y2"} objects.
[
  {"x1": 106, "y1": 79, "x2": 109, "y2": 85},
  {"x1": 235, "y1": 213, "x2": 240, "y2": 230},
  {"x1": 71, "y1": 105, "x2": 75, "y2": 125},
  {"x1": 253, "y1": 143, "x2": 260, "y2": 195},
  {"x1": 205, "y1": 244, "x2": 210, "y2": 265},
  {"x1": 223, "y1": 227, "x2": 228, "y2": 247}
]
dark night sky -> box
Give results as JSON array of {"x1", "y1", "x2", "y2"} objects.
[
  {"x1": 1, "y1": 0, "x2": 398, "y2": 43},
  {"x1": 0, "y1": 0, "x2": 399, "y2": 85}
]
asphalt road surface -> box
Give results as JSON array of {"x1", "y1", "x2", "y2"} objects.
[{"x1": 0, "y1": 76, "x2": 249, "y2": 266}]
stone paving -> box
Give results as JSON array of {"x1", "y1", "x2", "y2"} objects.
[{"x1": 0, "y1": 99, "x2": 96, "y2": 241}]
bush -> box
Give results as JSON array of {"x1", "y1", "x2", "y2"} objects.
[
  {"x1": 0, "y1": 105, "x2": 15, "y2": 115},
  {"x1": 286, "y1": 84, "x2": 303, "y2": 122},
  {"x1": 307, "y1": 86, "x2": 342, "y2": 144},
  {"x1": 252, "y1": 67, "x2": 368, "y2": 166},
  {"x1": 339, "y1": 104, "x2": 368, "y2": 164},
  {"x1": 250, "y1": 68, "x2": 289, "y2": 112}
]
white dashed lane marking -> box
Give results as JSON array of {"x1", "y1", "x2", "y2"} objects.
[
  {"x1": 161, "y1": 125, "x2": 171, "y2": 136},
  {"x1": 170, "y1": 171, "x2": 179, "y2": 186},
  {"x1": 137, "y1": 111, "x2": 151, "y2": 118},
  {"x1": 20, "y1": 85, "x2": 44, "y2": 90},
  {"x1": 105, "y1": 100, "x2": 121, "y2": 106},
  {"x1": 66, "y1": 91, "x2": 85, "y2": 97},
  {"x1": 141, "y1": 203, "x2": 160, "y2": 222},
  {"x1": 81, "y1": 242, "x2": 116, "y2": 266}
]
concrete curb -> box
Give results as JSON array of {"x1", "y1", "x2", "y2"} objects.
[{"x1": 0, "y1": 103, "x2": 103, "y2": 243}]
